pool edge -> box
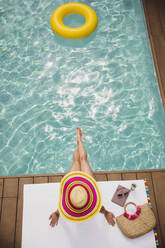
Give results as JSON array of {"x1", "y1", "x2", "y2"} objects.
[{"x1": 142, "y1": 0, "x2": 165, "y2": 109}]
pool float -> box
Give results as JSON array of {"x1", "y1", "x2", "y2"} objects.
[{"x1": 50, "y1": 3, "x2": 98, "y2": 39}]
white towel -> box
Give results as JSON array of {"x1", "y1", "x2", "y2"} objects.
[{"x1": 22, "y1": 180, "x2": 156, "y2": 248}]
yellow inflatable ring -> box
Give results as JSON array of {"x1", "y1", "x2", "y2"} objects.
[{"x1": 50, "y1": 3, "x2": 98, "y2": 39}]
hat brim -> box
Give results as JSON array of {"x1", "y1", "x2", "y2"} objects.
[{"x1": 58, "y1": 171, "x2": 102, "y2": 222}]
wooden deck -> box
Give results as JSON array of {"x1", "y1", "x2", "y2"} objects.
[
  {"x1": 143, "y1": 0, "x2": 165, "y2": 108},
  {"x1": 0, "y1": 169, "x2": 165, "y2": 248}
]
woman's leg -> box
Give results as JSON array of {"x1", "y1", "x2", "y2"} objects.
[
  {"x1": 68, "y1": 147, "x2": 81, "y2": 172},
  {"x1": 76, "y1": 128, "x2": 94, "y2": 177}
]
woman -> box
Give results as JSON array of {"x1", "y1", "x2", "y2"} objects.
[{"x1": 49, "y1": 128, "x2": 115, "y2": 227}]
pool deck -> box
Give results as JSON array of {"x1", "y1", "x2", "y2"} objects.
[
  {"x1": 143, "y1": 0, "x2": 165, "y2": 108},
  {"x1": 0, "y1": 169, "x2": 165, "y2": 248}
]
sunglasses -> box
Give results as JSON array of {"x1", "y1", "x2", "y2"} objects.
[{"x1": 117, "y1": 191, "x2": 129, "y2": 198}]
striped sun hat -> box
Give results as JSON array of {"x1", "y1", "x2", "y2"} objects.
[{"x1": 58, "y1": 171, "x2": 102, "y2": 222}]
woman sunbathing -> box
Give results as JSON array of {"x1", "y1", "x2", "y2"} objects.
[{"x1": 49, "y1": 128, "x2": 115, "y2": 227}]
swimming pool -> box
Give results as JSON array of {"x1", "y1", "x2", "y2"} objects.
[{"x1": 0, "y1": 0, "x2": 165, "y2": 176}]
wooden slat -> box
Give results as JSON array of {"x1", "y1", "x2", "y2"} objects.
[
  {"x1": 15, "y1": 200, "x2": 22, "y2": 248},
  {"x1": 15, "y1": 199, "x2": 23, "y2": 248},
  {"x1": 137, "y1": 172, "x2": 163, "y2": 248},
  {"x1": 0, "y1": 179, "x2": 3, "y2": 197},
  {"x1": 49, "y1": 176, "x2": 63, "y2": 183},
  {"x1": 15, "y1": 177, "x2": 33, "y2": 248},
  {"x1": 94, "y1": 173, "x2": 107, "y2": 181},
  {"x1": 107, "y1": 173, "x2": 122, "y2": 181},
  {"x1": 158, "y1": 0, "x2": 165, "y2": 36},
  {"x1": 0, "y1": 198, "x2": 17, "y2": 248},
  {"x1": 122, "y1": 173, "x2": 137, "y2": 180},
  {"x1": 34, "y1": 177, "x2": 48, "y2": 184},
  {"x1": 0, "y1": 198, "x2": 2, "y2": 220},
  {"x1": 143, "y1": 0, "x2": 163, "y2": 35},
  {"x1": 3, "y1": 178, "x2": 18, "y2": 198},
  {"x1": 152, "y1": 172, "x2": 165, "y2": 247}
]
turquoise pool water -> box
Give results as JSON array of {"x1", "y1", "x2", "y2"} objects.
[{"x1": 0, "y1": 0, "x2": 165, "y2": 176}]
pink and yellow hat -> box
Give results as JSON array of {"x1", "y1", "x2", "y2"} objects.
[{"x1": 58, "y1": 171, "x2": 102, "y2": 222}]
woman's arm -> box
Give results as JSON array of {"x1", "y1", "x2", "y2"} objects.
[
  {"x1": 49, "y1": 209, "x2": 60, "y2": 227},
  {"x1": 100, "y1": 205, "x2": 115, "y2": 226}
]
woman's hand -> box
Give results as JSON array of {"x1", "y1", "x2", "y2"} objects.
[
  {"x1": 100, "y1": 206, "x2": 115, "y2": 226},
  {"x1": 104, "y1": 211, "x2": 115, "y2": 226},
  {"x1": 49, "y1": 210, "x2": 60, "y2": 227}
]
